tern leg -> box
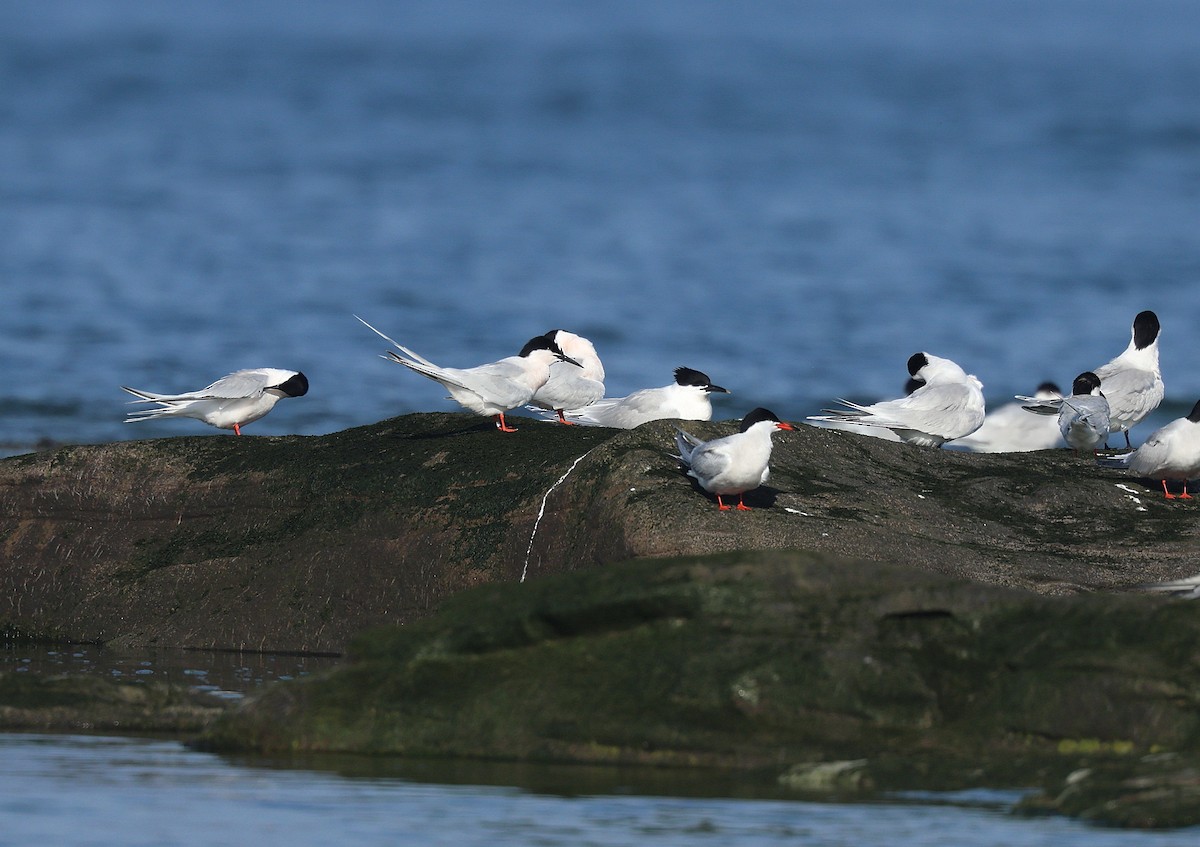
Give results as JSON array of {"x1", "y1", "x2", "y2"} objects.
[
  {"x1": 1162, "y1": 479, "x2": 1176, "y2": 500},
  {"x1": 495, "y1": 413, "x2": 518, "y2": 433},
  {"x1": 1124, "y1": 431, "x2": 1132, "y2": 449},
  {"x1": 555, "y1": 410, "x2": 578, "y2": 426},
  {"x1": 234, "y1": 423, "x2": 242, "y2": 436},
  {"x1": 716, "y1": 495, "x2": 731, "y2": 511},
  {"x1": 1182, "y1": 481, "x2": 1193, "y2": 500},
  {"x1": 735, "y1": 495, "x2": 752, "y2": 511}
]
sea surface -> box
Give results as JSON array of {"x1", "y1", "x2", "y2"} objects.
[
  {"x1": 2, "y1": 0, "x2": 1199, "y2": 453},
  {"x1": 4, "y1": 2, "x2": 1200, "y2": 842}
]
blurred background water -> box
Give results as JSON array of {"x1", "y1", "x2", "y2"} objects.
[{"x1": 2, "y1": 0, "x2": 1198, "y2": 453}]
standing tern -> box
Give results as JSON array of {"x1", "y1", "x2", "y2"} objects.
[
  {"x1": 1091, "y1": 310, "x2": 1163, "y2": 448},
  {"x1": 357, "y1": 316, "x2": 580, "y2": 433},
  {"x1": 555, "y1": 367, "x2": 730, "y2": 429},
  {"x1": 528, "y1": 329, "x2": 605, "y2": 424},
  {"x1": 807, "y1": 353, "x2": 986, "y2": 447},
  {"x1": 674, "y1": 407, "x2": 795, "y2": 511},
  {"x1": 956, "y1": 382, "x2": 1064, "y2": 453},
  {"x1": 1019, "y1": 372, "x2": 1109, "y2": 453},
  {"x1": 1097, "y1": 398, "x2": 1200, "y2": 499},
  {"x1": 122, "y1": 368, "x2": 309, "y2": 435}
]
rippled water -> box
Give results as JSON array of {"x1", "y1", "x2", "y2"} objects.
[
  {"x1": 2, "y1": 733, "x2": 1198, "y2": 847},
  {"x1": 2, "y1": 0, "x2": 1199, "y2": 454}
]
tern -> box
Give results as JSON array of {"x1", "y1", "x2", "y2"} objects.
[
  {"x1": 528, "y1": 329, "x2": 605, "y2": 424},
  {"x1": 555, "y1": 367, "x2": 730, "y2": 429},
  {"x1": 122, "y1": 368, "x2": 309, "y2": 435},
  {"x1": 1097, "y1": 398, "x2": 1200, "y2": 499},
  {"x1": 957, "y1": 382, "x2": 1065, "y2": 453},
  {"x1": 1019, "y1": 372, "x2": 1110, "y2": 453},
  {"x1": 674, "y1": 407, "x2": 795, "y2": 511},
  {"x1": 357, "y1": 316, "x2": 580, "y2": 433},
  {"x1": 808, "y1": 353, "x2": 985, "y2": 447},
  {"x1": 1092, "y1": 310, "x2": 1163, "y2": 448}
]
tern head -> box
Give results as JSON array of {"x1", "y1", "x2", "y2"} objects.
[
  {"x1": 266, "y1": 370, "x2": 309, "y2": 398},
  {"x1": 519, "y1": 335, "x2": 582, "y2": 367},
  {"x1": 1071, "y1": 371, "x2": 1103, "y2": 397},
  {"x1": 1036, "y1": 381, "x2": 1063, "y2": 399},
  {"x1": 907, "y1": 352, "x2": 972, "y2": 385},
  {"x1": 739, "y1": 407, "x2": 795, "y2": 434},
  {"x1": 1188, "y1": 399, "x2": 1200, "y2": 424},
  {"x1": 1132, "y1": 310, "x2": 1160, "y2": 350},
  {"x1": 674, "y1": 366, "x2": 730, "y2": 394}
]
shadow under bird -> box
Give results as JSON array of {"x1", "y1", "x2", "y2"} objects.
[
  {"x1": 1019, "y1": 371, "x2": 1109, "y2": 453},
  {"x1": 956, "y1": 381, "x2": 1064, "y2": 453},
  {"x1": 808, "y1": 353, "x2": 985, "y2": 447},
  {"x1": 527, "y1": 329, "x2": 605, "y2": 424},
  {"x1": 553, "y1": 366, "x2": 729, "y2": 429},
  {"x1": 357, "y1": 316, "x2": 581, "y2": 433},
  {"x1": 1091, "y1": 309, "x2": 1163, "y2": 448},
  {"x1": 121, "y1": 368, "x2": 309, "y2": 435},
  {"x1": 674, "y1": 407, "x2": 795, "y2": 511},
  {"x1": 1097, "y1": 398, "x2": 1200, "y2": 499}
]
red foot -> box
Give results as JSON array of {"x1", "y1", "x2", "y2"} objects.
[
  {"x1": 495, "y1": 414, "x2": 518, "y2": 433},
  {"x1": 716, "y1": 496, "x2": 730, "y2": 511},
  {"x1": 233, "y1": 423, "x2": 242, "y2": 436},
  {"x1": 1181, "y1": 492, "x2": 1193, "y2": 500},
  {"x1": 736, "y1": 501, "x2": 752, "y2": 511},
  {"x1": 556, "y1": 411, "x2": 578, "y2": 426}
]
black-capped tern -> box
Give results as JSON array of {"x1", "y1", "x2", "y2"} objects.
[
  {"x1": 808, "y1": 353, "x2": 986, "y2": 448},
  {"x1": 1019, "y1": 372, "x2": 1109, "y2": 453},
  {"x1": 1097, "y1": 398, "x2": 1200, "y2": 499},
  {"x1": 528, "y1": 329, "x2": 605, "y2": 425},
  {"x1": 555, "y1": 367, "x2": 730, "y2": 429},
  {"x1": 121, "y1": 368, "x2": 309, "y2": 435},
  {"x1": 1092, "y1": 310, "x2": 1163, "y2": 449},
  {"x1": 674, "y1": 407, "x2": 795, "y2": 511},
  {"x1": 957, "y1": 381, "x2": 1065, "y2": 453},
  {"x1": 357, "y1": 316, "x2": 580, "y2": 433}
]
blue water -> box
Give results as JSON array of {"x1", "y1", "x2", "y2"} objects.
[
  {"x1": 2, "y1": 0, "x2": 1199, "y2": 453},
  {"x1": 1, "y1": 733, "x2": 1198, "y2": 847}
]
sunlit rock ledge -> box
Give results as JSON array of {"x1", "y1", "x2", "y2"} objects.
[{"x1": 1, "y1": 411, "x2": 1198, "y2": 653}]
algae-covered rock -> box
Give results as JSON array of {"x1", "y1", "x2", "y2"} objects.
[
  {"x1": 198, "y1": 550, "x2": 1200, "y2": 785},
  {"x1": 0, "y1": 671, "x2": 225, "y2": 733},
  {"x1": 1016, "y1": 754, "x2": 1200, "y2": 829},
  {"x1": 3, "y1": 413, "x2": 1200, "y2": 653}
]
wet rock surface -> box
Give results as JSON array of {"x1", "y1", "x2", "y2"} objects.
[
  {"x1": 2, "y1": 413, "x2": 1196, "y2": 652},
  {"x1": 4, "y1": 413, "x2": 1200, "y2": 827}
]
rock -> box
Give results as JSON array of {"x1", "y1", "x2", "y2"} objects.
[
  {"x1": 2, "y1": 413, "x2": 1197, "y2": 653},
  {"x1": 197, "y1": 551, "x2": 1200, "y2": 788},
  {"x1": 0, "y1": 671, "x2": 225, "y2": 734}
]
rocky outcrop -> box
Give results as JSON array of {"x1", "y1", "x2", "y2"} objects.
[
  {"x1": 197, "y1": 549, "x2": 1200, "y2": 828},
  {"x1": 2, "y1": 413, "x2": 1197, "y2": 652}
]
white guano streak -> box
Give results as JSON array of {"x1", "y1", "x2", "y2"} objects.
[{"x1": 522, "y1": 447, "x2": 597, "y2": 583}]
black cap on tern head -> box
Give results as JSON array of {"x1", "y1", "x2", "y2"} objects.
[
  {"x1": 674, "y1": 366, "x2": 729, "y2": 394},
  {"x1": 1133, "y1": 310, "x2": 1160, "y2": 350},
  {"x1": 274, "y1": 372, "x2": 309, "y2": 397},
  {"x1": 739, "y1": 407, "x2": 794, "y2": 433},
  {"x1": 1037, "y1": 381, "x2": 1062, "y2": 395},
  {"x1": 519, "y1": 335, "x2": 562, "y2": 357},
  {"x1": 1188, "y1": 399, "x2": 1200, "y2": 424},
  {"x1": 906, "y1": 353, "x2": 929, "y2": 378},
  {"x1": 1072, "y1": 371, "x2": 1101, "y2": 396}
]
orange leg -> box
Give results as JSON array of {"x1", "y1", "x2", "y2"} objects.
[
  {"x1": 1162, "y1": 479, "x2": 1177, "y2": 499},
  {"x1": 556, "y1": 410, "x2": 578, "y2": 426},
  {"x1": 233, "y1": 423, "x2": 242, "y2": 436},
  {"x1": 495, "y1": 413, "x2": 518, "y2": 433},
  {"x1": 736, "y1": 495, "x2": 752, "y2": 511},
  {"x1": 1182, "y1": 481, "x2": 1193, "y2": 500},
  {"x1": 716, "y1": 495, "x2": 731, "y2": 511}
]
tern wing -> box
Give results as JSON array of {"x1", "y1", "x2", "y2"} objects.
[{"x1": 122, "y1": 369, "x2": 268, "y2": 404}]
